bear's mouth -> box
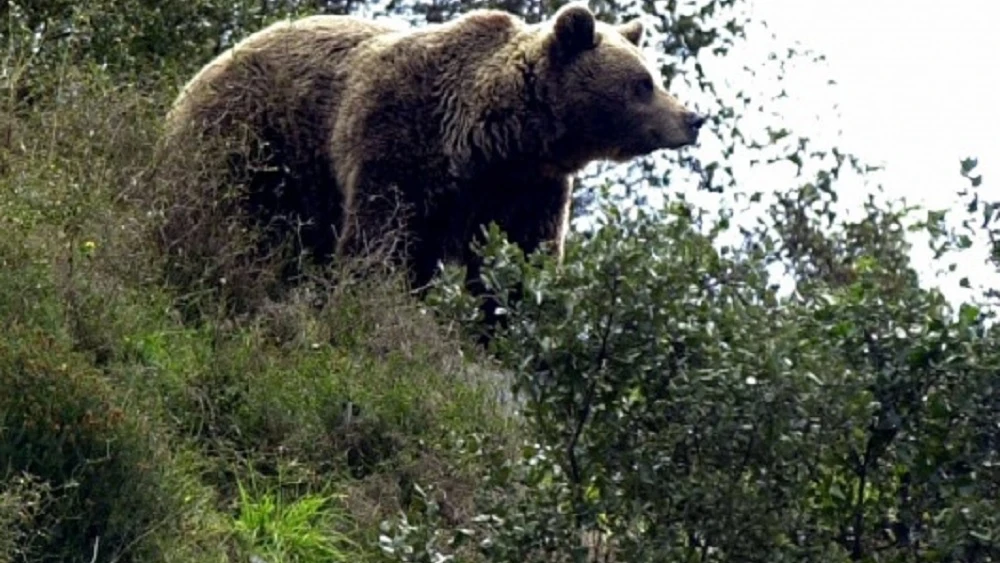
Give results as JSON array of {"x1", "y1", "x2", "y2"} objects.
[
  {"x1": 663, "y1": 136, "x2": 698, "y2": 150},
  {"x1": 651, "y1": 125, "x2": 701, "y2": 152},
  {"x1": 615, "y1": 134, "x2": 692, "y2": 160}
]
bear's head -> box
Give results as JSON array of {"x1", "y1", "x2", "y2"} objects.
[{"x1": 537, "y1": 2, "x2": 706, "y2": 165}]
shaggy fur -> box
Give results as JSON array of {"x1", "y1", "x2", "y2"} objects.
[{"x1": 165, "y1": 3, "x2": 705, "y2": 314}]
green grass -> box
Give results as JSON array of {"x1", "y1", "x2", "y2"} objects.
[
  {"x1": 0, "y1": 57, "x2": 519, "y2": 563},
  {"x1": 233, "y1": 472, "x2": 359, "y2": 563}
]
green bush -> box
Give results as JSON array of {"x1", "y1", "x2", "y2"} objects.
[
  {"x1": 0, "y1": 326, "x2": 217, "y2": 562},
  {"x1": 386, "y1": 189, "x2": 1000, "y2": 562}
]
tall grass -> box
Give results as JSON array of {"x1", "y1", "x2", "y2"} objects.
[{"x1": 0, "y1": 48, "x2": 517, "y2": 563}]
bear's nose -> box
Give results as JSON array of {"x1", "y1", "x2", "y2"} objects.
[{"x1": 685, "y1": 112, "x2": 707, "y2": 132}]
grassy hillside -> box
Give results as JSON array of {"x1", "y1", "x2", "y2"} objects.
[{"x1": 0, "y1": 64, "x2": 520, "y2": 563}]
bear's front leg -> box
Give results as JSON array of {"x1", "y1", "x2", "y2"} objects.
[
  {"x1": 336, "y1": 160, "x2": 459, "y2": 294},
  {"x1": 461, "y1": 175, "x2": 573, "y2": 347}
]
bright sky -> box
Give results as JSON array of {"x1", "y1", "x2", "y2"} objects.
[
  {"x1": 752, "y1": 0, "x2": 998, "y2": 197},
  {"x1": 697, "y1": 0, "x2": 999, "y2": 307}
]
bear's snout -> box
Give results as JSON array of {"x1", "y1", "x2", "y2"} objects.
[
  {"x1": 644, "y1": 108, "x2": 706, "y2": 152},
  {"x1": 684, "y1": 112, "x2": 707, "y2": 135},
  {"x1": 639, "y1": 90, "x2": 707, "y2": 152}
]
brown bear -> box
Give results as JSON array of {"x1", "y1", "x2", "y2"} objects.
[{"x1": 164, "y1": 2, "x2": 705, "y2": 326}]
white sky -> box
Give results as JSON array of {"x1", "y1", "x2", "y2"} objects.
[
  {"x1": 688, "y1": 0, "x2": 999, "y2": 308},
  {"x1": 752, "y1": 0, "x2": 997, "y2": 194}
]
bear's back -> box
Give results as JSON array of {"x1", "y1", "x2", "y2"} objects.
[{"x1": 166, "y1": 15, "x2": 401, "y2": 143}]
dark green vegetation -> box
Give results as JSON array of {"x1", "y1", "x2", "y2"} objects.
[{"x1": 2, "y1": 0, "x2": 999, "y2": 562}]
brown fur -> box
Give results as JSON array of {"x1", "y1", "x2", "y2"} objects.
[{"x1": 164, "y1": 2, "x2": 705, "y2": 323}]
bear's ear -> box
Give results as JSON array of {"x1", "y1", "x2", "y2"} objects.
[
  {"x1": 617, "y1": 19, "x2": 643, "y2": 46},
  {"x1": 552, "y1": 3, "x2": 597, "y2": 56}
]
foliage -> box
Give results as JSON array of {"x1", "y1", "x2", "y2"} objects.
[
  {"x1": 398, "y1": 166, "x2": 1000, "y2": 562},
  {"x1": 0, "y1": 474, "x2": 52, "y2": 563}
]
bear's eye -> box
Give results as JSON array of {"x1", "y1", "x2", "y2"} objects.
[{"x1": 634, "y1": 76, "x2": 654, "y2": 99}]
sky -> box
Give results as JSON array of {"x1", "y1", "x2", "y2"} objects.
[
  {"x1": 692, "y1": 0, "x2": 999, "y2": 307},
  {"x1": 751, "y1": 0, "x2": 997, "y2": 202}
]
